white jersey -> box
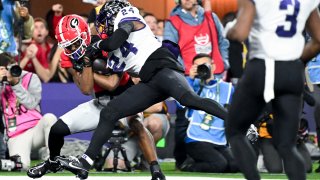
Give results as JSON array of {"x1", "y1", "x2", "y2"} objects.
[
  {"x1": 249, "y1": 0, "x2": 319, "y2": 60},
  {"x1": 107, "y1": 6, "x2": 162, "y2": 76}
]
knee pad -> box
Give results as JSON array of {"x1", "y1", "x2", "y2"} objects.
[
  {"x1": 50, "y1": 120, "x2": 71, "y2": 137},
  {"x1": 42, "y1": 113, "x2": 58, "y2": 127}
]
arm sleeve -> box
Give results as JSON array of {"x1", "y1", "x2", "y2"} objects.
[
  {"x1": 11, "y1": 73, "x2": 42, "y2": 109},
  {"x1": 212, "y1": 13, "x2": 230, "y2": 70},
  {"x1": 99, "y1": 21, "x2": 134, "y2": 51}
]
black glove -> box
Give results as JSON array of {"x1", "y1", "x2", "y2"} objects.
[
  {"x1": 84, "y1": 40, "x2": 102, "y2": 60},
  {"x1": 71, "y1": 59, "x2": 84, "y2": 72}
]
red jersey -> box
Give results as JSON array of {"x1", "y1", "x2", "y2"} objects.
[
  {"x1": 59, "y1": 52, "x2": 131, "y2": 94},
  {"x1": 169, "y1": 12, "x2": 224, "y2": 75},
  {"x1": 23, "y1": 42, "x2": 51, "y2": 73}
]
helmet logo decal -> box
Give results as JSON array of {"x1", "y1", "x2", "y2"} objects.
[{"x1": 70, "y1": 18, "x2": 79, "y2": 28}]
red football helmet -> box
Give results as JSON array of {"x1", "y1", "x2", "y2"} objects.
[{"x1": 55, "y1": 14, "x2": 91, "y2": 60}]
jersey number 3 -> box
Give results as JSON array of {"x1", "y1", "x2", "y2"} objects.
[{"x1": 276, "y1": 0, "x2": 300, "y2": 38}]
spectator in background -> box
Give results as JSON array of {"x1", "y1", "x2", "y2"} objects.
[
  {"x1": 253, "y1": 111, "x2": 312, "y2": 173},
  {"x1": 180, "y1": 54, "x2": 237, "y2": 173},
  {"x1": 164, "y1": 0, "x2": 229, "y2": 169},
  {"x1": 164, "y1": 0, "x2": 229, "y2": 78},
  {"x1": 45, "y1": 4, "x2": 63, "y2": 44},
  {"x1": 156, "y1": 20, "x2": 164, "y2": 40},
  {"x1": 0, "y1": 53, "x2": 57, "y2": 170},
  {"x1": 143, "y1": 13, "x2": 162, "y2": 41},
  {"x1": 0, "y1": 0, "x2": 34, "y2": 56},
  {"x1": 306, "y1": 53, "x2": 320, "y2": 172},
  {"x1": 20, "y1": 18, "x2": 52, "y2": 83}
]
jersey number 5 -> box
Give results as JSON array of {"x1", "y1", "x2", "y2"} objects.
[{"x1": 276, "y1": 0, "x2": 300, "y2": 38}]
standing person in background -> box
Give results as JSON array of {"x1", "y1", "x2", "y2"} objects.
[
  {"x1": 226, "y1": 0, "x2": 320, "y2": 179},
  {"x1": 164, "y1": 0, "x2": 229, "y2": 169},
  {"x1": 20, "y1": 18, "x2": 52, "y2": 83},
  {"x1": 164, "y1": 0, "x2": 229, "y2": 78},
  {"x1": 0, "y1": 53, "x2": 57, "y2": 170},
  {"x1": 0, "y1": 0, "x2": 34, "y2": 56},
  {"x1": 45, "y1": 4, "x2": 64, "y2": 44}
]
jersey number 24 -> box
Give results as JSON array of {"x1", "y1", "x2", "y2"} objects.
[{"x1": 108, "y1": 41, "x2": 138, "y2": 72}]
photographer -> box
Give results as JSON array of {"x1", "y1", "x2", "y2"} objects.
[
  {"x1": 0, "y1": 0, "x2": 34, "y2": 55},
  {"x1": 180, "y1": 54, "x2": 238, "y2": 173},
  {"x1": 254, "y1": 111, "x2": 313, "y2": 173},
  {"x1": 0, "y1": 53, "x2": 57, "y2": 170}
]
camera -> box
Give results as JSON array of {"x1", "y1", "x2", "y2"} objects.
[
  {"x1": 93, "y1": 124, "x2": 130, "y2": 172},
  {"x1": 196, "y1": 63, "x2": 212, "y2": 80},
  {"x1": 0, "y1": 155, "x2": 23, "y2": 171},
  {"x1": 1, "y1": 65, "x2": 22, "y2": 83}
]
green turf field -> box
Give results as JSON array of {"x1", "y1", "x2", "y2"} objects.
[{"x1": 0, "y1": 161, "x2": 319, "y2": 179}]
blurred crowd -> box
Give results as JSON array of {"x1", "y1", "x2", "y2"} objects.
[{"x1": 0, "y1": 0, "x2": 319, "y2": 176}]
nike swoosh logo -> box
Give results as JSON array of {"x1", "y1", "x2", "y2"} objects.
[{"x1": 68, "y1": 162, "x2": 85, "y2": 170}]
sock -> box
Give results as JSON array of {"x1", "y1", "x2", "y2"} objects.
[
  {"x1": 150, "y1": 161, "x2": 159, "y2": 166},
  {"x1": 80, "y1": 154, "x2": 93, "y2": 170}
]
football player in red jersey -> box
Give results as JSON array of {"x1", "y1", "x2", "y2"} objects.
[{"x1": 27, "y1": 14, "x2": 165, "y2": 180}]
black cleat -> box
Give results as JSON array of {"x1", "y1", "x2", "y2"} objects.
[
  {"x1": 150, "y1": 163, "x2": 166, "y2": 180},
  {"x1": 27, "y1": 158, "x2": 62, "y2": 178},
  {"x1": 56, "y1": 156, "x2": 88, "y2": 179}
]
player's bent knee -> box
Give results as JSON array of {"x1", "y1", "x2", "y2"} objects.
[
  {"x1": 128, "y1": 118, "x2": 144, "y2": 134},
  {"x1": 42, "y1": 113, "x2": 58, "y2": 127},
  {"x1": 50, "y1": 120, "x2": 70, "y2": 136},
  {"x1": 100, "y1": 106, "x2": 121, "y2": 123}
]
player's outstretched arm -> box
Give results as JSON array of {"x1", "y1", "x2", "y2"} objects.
[{"x1": 86, "y1": 21, "x2": 134, "y2": 56}]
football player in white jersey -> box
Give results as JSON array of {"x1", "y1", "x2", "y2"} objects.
[
  {"x1": 57, "y1": 0, "x2": 228, "y2": 179},
  {"x1": 226, "y1": 0, "x2": 320, "y2": 179},
  {"x1": 26, "y1": 14, "x2": 165, "y2": 180}
]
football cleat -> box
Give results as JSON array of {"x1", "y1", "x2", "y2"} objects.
[
  {"x1": 27, "y1": 158, "x2": 62, "y2": 178},
  {"x1": 56, "y1": 156, "x2": 88, "y2": 179},
  {"x1": 150, "y1": 163, "x2": 166, "y2": 180}
]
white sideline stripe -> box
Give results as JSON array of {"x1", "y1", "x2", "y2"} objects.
[{"x1": 0, "y1": 176, "x2": 239, "y2": 180}]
